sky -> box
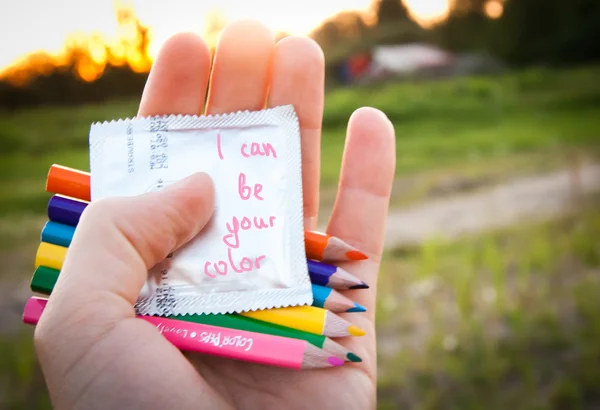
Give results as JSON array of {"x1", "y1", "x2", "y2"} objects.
[{"x1": 0, "y1": 0, "x2": 451, "y2": 71}]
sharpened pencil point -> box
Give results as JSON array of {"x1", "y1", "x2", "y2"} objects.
[
  {"x1": 346, "y1": 302, "x2": 367, "y2": 313},
  {"x1": 346, "y1": 250, "x2": 368, "y2": 260},
  {"x1": 348, "y1": 325, "x2": 366, "y2": 336},
  {"x1": 349, "y1": 282, "x2": 369, "y2": 290},
  {"x1": 328, "y1": 356, "x2": 345, "y2": 367},
  {"x1": 347, "y1": 353, "x2": 362, "y2": 362}
]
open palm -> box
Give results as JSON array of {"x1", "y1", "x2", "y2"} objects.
[{"x1": 34, "y1": 20, "x2": 395, "y2": 410}]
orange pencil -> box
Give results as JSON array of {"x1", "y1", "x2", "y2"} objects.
[
  {"x1": 44, "y1": 164, "x2": 369, "y2": 262},
  {"x1": 304, "y1": 231, "x2": 368, "y2": 263},
  {"x1": 46, "y1": 164, "x2": 91, "y2": 202}
]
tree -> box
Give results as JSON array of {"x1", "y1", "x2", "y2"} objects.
[
  {"x1": 373, "y1": 0, "x2": 410, "y2": 25},
  {"x1": 432, "y1": 8, "x2": 491, "y2": 52},
  {"x1": 450, "y1": 0, "x2": 489, "y2": 15},
  {"x1": 335, "y1": 11, "x2": 370, "y2": 40},
  {"x1": 311, "y1": 20, "x2": 343, "y2": 51},
  {"x1": 490, "y1": 0, "x2": 600, "y2": 64}
]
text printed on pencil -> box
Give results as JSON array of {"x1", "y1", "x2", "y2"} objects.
[{"x1": 156, "y1": 322, "x2": 254, "y2": 352}]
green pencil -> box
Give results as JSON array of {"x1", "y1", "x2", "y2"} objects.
[
  {"x1": 30, "y1": 265, "x2": 361, "y2": 362},
  {"x1": 174, "y1": 313, "x2": 360, "y2": 362}
]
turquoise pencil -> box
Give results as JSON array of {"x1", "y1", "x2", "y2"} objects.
[
  {"x1": 41, "y1": 221, "x2": 75, "y2": 248},
  {"x1": 36, "y1": 221, "x2": 367, "y2": 313},
  {"x1": 311, "y1": 284, "x2": 366, "y2": 313}
]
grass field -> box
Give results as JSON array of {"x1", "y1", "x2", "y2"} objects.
[
  {"x1": 1, "y1": 65, "x2": 599, "y2": 409},
  {"x1": 376, "y1": 197, "x2": 600, "y2": 409},
  {"x1": 1, "y1": 65, "x2": 599, "y2": 217},
  {"x1": 2, "y1": 196, "x2": 599, "y2": 409}
]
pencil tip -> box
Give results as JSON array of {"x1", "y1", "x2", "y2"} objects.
[
  {"x1": 328, "y1": 356, "x2": 345, "y2": 367},
  {"x1": 347, "y1": 353, "x2": 362, "y2": 363},
  {"x1": 346, "y1": 250, "x2": 368, "y2": 261},
  {"x1": 346, "y1": 303, "x2": 367, "y2": 313},
  {"x1": 349, "y1": 282, "x2": 370, "y2": 290},
  {"x1": 348, "y1": 325, "x2": 366, "y2": 336}
]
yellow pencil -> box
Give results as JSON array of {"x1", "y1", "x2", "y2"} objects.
[
  {"x1": 33, "y1": 243, "x2": 366, "y2": 338},
  {"x1": 35, "y1": 242, "x2": 67, "y2": 271},
  {"x1": 240, "y1": 305, "x2": 365, "y2": 337}
]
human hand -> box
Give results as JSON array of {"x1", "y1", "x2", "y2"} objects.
[{"x1": 34, "y1": 20, "x2": 396, "y2": 410}]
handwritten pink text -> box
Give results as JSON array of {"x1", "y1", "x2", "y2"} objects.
[
  {"x1": 206, "y1": 132, "x2": 277, "y2": 278},
  {"x1": 238, "y1": 173, "x2": 263, "y2": 200}
]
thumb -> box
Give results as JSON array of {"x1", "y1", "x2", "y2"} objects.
[
  {"x1": 33, "y1": 173, "x2": 215, "y2": 404},
  {"x1": 46, "y1": 172, "x2": 215, "y2": 318}
]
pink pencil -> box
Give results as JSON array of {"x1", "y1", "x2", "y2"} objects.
[{"x1": 23, "y1": 297, "x2": 344, "y2": 370}]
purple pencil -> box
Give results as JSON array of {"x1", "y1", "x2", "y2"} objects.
[
  {"x1": 47, "y1": 195, "x2": 88, "y2": 227},
  {"x1": 44, "y1": 195, "x2": 371, "y2": 290},
  {"x1": 307, "y1": 260, "x2": 369, "y2": 290}
]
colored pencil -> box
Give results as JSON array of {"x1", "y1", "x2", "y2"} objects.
[
  {"x1": 46, "y1": 164, "x2": 91, "y2": 202},
  {"x1": 305, "y1": 231, "x2": 368, "y2": 262},
  {"x1": 312, "y1": 284, "x2": 366, "y2": 313},
  {"x1": 48, "y1": 195, "x2": 88, "y2": 226},
  {"x1": 37, "y1": 224, "x2": 372, "y2": 292},
  {"x1": 23, "y1": 297, "x2": 345, "y2": 370},
  {"x1": 307, "y1": 260, "x2": 369, "y2": 290},
  {"x1": 31, "y1": 245, "x2": 367, "y2": 314},
  {"x1": 44, "y1": 164, "x2": 369, "y2": 263},
  {"x1": 180, "y1": 314, "x2": 361, "y2": 362},
  {"x1": 41, "y1": 221, "x2": 75, "y2": 248},
  {"x1": 240, "y1": 305, "x2": 366, "y2": 337},
  {"x1": 30, "y1": 266, "x2": 60, "y2": 295},
  {"x1": 37, "y1": 220, "x2": 372, "y2": 295},
  {"x1": 27, "y1": 267, "x2": 361, "y2": 362},
  {"x1": 35, "y1": 242, "x2": 67, "y2": 271}
]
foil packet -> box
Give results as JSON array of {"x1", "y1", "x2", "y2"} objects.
[{"x1": 89, "y1": 105, "x2": 312, "y2": 315}]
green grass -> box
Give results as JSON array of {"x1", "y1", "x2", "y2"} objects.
[
  {"x1": 1, "y1": 65, "x2": 600, "y2": 215},
  {"x1": 2, "y1": 198, "x2": 599, "y2": 409},
  {"x1": 1, "y1": 65, "x2": 600, "y2": 408},
  {"x1": 376, "y1": 199, "x2": 600, "y2": 409},
  {"x1": 0, "y1": 328, "x2": 51, "y2": 410},
  {"x1": 320, "y1": 65, "x2": 600, "y2": 185}
]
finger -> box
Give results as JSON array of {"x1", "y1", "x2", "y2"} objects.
[
  {"x1": 34, "y1": 174, "x2": 225, "y2": 409},
  {"x1": 205, "y1": 20, "x2": 275, "y2": 115},
  {"x1": 326, "y1": 108, "x2": 395, "y2": 375},
  {"x1": 327, "y1": 107, "x2": 396, "y2": 266},
  {"x1": 328, "y1": 107, "x2": 395, "y2": 311},
  {"x1": 268, "y1": 36, "x2": 324, "y2": 229},
  {"x1": 43, "y1": 173, "x2": 215, "y2": 324},
  {"x1": 138, "y1": 32, "x2": 212, "y2": 116}
]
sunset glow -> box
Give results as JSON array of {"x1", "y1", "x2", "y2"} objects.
[
  {"x1": 404, "y1": 0, "x2": 450, "y2": 26},
  {"x1": 0, "y1": 0, "x2": 457, "y2": 82},
  {"x1": 485, "y1": 0, "x2": 505, "y2": 19}
]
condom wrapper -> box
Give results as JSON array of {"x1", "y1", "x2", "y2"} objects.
[{"x1": 89, "y1": 105, "x2": 312, "y2": 315}]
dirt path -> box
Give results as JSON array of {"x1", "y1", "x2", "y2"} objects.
[
  {"x1": 317, "y1": 163, "x2": 600, "y2": 249},
  {"x1": 2, "y1": 164, "x2": 599, "y2": 336},
  {"x1": 380, "y1": 163, "x2": 600, "y2": 248}
]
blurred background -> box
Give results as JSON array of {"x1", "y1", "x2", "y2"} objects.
[{"x1": 1, "y1": 0, "x2": 599, "y2": 408}]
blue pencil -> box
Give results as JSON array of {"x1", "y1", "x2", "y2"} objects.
[
  {"x1": 311, "y1": 284, "x2": 366, "y2": 313},
  {"x1": 38, "y1": 220, "x2": 370, "y2": 291},
  {"x1": 41, "y1": 221, "x2": 76, "y2": 248},
  {"x1": 307, "y1": 260, "x2": 369, "y2": 290},
  {"x1": 37, "y1": 221, "x2": 368, "y2": 311}
]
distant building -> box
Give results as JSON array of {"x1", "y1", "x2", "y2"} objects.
[
  {"x1": 337, "y1": 52, "x2": 372, "y2": 85},
  {"x1": 336, "y1": 42, "x2": 503, "y2": 85},
  {"x1": 369, "y1": 43, "x2": 453, "y2": 76}
]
